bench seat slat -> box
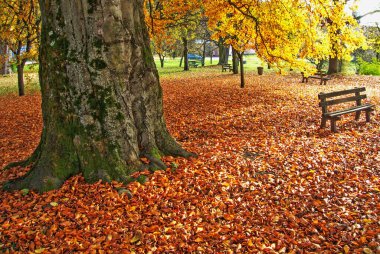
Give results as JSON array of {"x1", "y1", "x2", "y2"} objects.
[{"x1": 324, "y1": 104, "x2": 374, "y2": 118}]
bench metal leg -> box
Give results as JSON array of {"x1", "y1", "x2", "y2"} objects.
[
  {"x1": 331, "y1": 119, "x2": 337, "y2": 132},
  {"x1": 321, "y1": 116, "x2": 327, "y2": 128},
  {"x1": 355, "y1": 111, "x2": 361, "y2": 121},
  {"x1": 330, "y1": 117, "x2": 340, "y2": 132},
  {"x1": 365, "y1": 110, "x2": 371, "y2": 122}
]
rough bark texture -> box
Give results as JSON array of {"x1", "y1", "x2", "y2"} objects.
[
  {"x1": 17, "y1": 61, "x2": 26, "y2": 96},
  {"x1": 328, "y1": 56, "x2": 339, "y2": 74},
  {"x1": 5, "y1": 0, "x2": 192, "y2": 192},
  {"x1": 0, "y1": 43, "x2": 10, "y2": 75}
]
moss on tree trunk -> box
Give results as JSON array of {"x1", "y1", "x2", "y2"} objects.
[{"x1": 4, "y1": 0, "x2": 193, "y2": 192}]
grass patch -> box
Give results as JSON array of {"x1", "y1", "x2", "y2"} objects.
[
  {"x1": 154, "y1": 54, "x2": 266, "y2": 77},
  {"x1": 0, "y1": 73, "x2": 39, "y2": 96},
  {"x1": 357, "y1": 59, "x2": 380, "y2": 76}
]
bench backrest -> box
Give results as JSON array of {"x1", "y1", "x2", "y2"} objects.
[{"x1": 318, "y1": 87, "x2": 367, "y2": 113}]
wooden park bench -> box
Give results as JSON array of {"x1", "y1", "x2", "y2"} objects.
[
  {"x1": 318, "y1": 87, "x2": 375, "y2": 132},
  {"x1": 302, "y1": 71, "x2": 331, "y2": 85},
  {"x1": 222, "y1": 64, "x2": 232, "y2": 72}
]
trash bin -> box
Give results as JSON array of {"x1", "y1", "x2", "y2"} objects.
[{"x1": 257, "y1": 66, "x2": 264, "y2": 75}]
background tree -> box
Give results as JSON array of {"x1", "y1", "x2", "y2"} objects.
[
  {"x1": 324, "y1": 0, "x2": 366, "y2": 74},
  {"x1": 146, "y1": 0, "x2": 203, "y2": 71},
  {"x1": 0, "y1": 0, "x2": 40, "y2": 96},
  {"x1": 150, "y1": 31, "x2": 177, "y2": 68},
  {"x1": 0, "y1": 42, "x2": 10, "y2": 75},
  {"x1": 204, "y1": 0, "x2": 366, "y2": 76},
  {"x1": 5, "y1": 0, "x2": 193, "y2": 192}
]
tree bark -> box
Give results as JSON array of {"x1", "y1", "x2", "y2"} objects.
[
  {"x1": 201, "y1": 41, "x2": 206, "y2": 67},
  {"x1": 217, "y1": 39, "x2": 225, "y2": 65},
  {"x1": 158, "y1": 53, "x2": 164, "y2": 68},
  {"x1": 5, "y1": 0, "x2": 192, "y2": 192},
  {"x1": 0, "y1": 43, "x2": 10, "y2": 75},
  {"x1": 224, "y1": 46, "x2": 230, "y2": 64},
  {"x1": 328, "y1": 56, "x2": 339, "y2": 74},
  {"x1": 182, "y1": 37, "x2": 189, "y2": 71},
  {"x1": 232, "y1": 48, "x2": 239, "y2": 74},
  {"x1": 237, "y1": 52, "x2": 245, "y2": 88},
  {"x1": 17, "y1": 61, "x2": 26, "y2": 96}
]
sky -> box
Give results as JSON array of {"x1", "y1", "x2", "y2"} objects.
[{"x1": 356, "y1": 0, "x2": 380, "y2": 26}]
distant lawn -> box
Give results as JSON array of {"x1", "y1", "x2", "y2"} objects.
[
  {"x1": 0, "y1": 55, "x2": 364, "y2": 96},
  {"x1": 154, "y1": 54, "x2": 266, "y2": 76}
]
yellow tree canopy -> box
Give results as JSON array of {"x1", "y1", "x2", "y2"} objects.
[
  {"x1": 145, "y1": 0, "x2": 203, "y2": 52},
  {"x1": 204, "y1": 0, "x2": 366, "y2": 73}
]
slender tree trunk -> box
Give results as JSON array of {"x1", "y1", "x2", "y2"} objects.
[
  {"x1": 179, "y1": 55, "x2": 183, "y2": 67},
  {"x1": 328, "y1": 56, "x2": 339, "y2": 74},
  {"x1": 183, "y1": 37, "x2": 189, "y2": 71},
  {"x1": 232, "y1": 48, "x2": 239, "y2": 74},
  {"x1": 17, "y1": 61, "x2": 26, "y2": 96},
  {"x1": 224, "y1": 46, "x2": 230, "y2": 64},
  {"x1": 5, "y1": 0, "x2": 192, "y2": 192},
  {"x1": 158, "y1": 53, "x2": 164, "y2": 68},
  {"x1": 202, "y1": 41, "x2": 206, "y2": 67},
  {"x1": 217, "y1": 39, "x2": 225, "y2": 65},
  {"x1": 237, "y1": 52, "x2": 245, "y2": 88}
]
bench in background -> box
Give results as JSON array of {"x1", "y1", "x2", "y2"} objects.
[
  {"x1": 302, "y1": 71, "x2": 331, "y2": 85},
  {"x1": 222, "y1": 64, "x2": 232, "y2": 72}
]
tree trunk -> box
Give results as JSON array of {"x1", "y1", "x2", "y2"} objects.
[
  {"x1": 237, "y1": 52, "x2": 245, "y2": 88},
  {"x1": 217, "y1": 39, "x2": 225, "y2": 65},
  {"x1": 202, "y1": 41, "x2": 206, "y2": 67},
  {"x1": 182, "y1": 37, "x2": 189, "y2": 71},
  {"x1": 17, "y1": 61, "x2": 26, "y2": 96},
  {"x1": 179, "y1": 55, "x2": 183, "y2": 67},
  {"x1": 158, "y1": 53, "x2": 164, "y2": 68},
  {"x1": 232, "y1": 48, "x2": 239, "y2": 74},
  {"x1": 224, "y1": 46, "x2": 230, "y2": 64},
  {"x1": 5, "y1": 0, "x2": 192, "y2": 192},
  {"x1": 0, "y1": 43, "x2": 10, "y2": 75},
  {"x1": 328, "y1": 56, "x2": 339, "y2": 74}
]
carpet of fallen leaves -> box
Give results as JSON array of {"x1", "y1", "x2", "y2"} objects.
[{"x1": 1, "y1": 71, "x2": 380, "y2": 253}]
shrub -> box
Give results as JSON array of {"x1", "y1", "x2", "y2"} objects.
[{"x1": 357, "y1": 58, "x2": 380, "y2": 76}]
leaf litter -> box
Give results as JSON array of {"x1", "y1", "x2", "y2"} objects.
[{"x1": 0, "y1": 72, "x2": 379, "y2": 253}]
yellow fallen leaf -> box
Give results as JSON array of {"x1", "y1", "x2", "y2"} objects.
[
  {"x1": 130, "y1": 230, "x2": 142, "y2": 244},
  {"x1": 50, "y1": 202, "x2": 58, "y2": 207},
  {"x1": 363, "y1": 248, "x2": 373, "y2": 254},
  {"x1": 194, "y1": 237, "x2": 203, "y2": 243},
  {"x1": 35, "y1": 248, "x2": 45, "y2": 253}
]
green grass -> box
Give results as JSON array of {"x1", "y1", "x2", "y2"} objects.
[
  {"x1": 0, "y1": 55, "x2": 372, "y2": 96},
  {"x1": 154, "y1": 55, "x2": 266, "y2": 77},
  {"x1": 358, "y1": 61, "x2": 380, "y2": 76},
  {"x1": 0, "y1": 73, "x2": 39, "y2": 96}
]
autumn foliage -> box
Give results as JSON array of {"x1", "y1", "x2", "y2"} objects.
[{"x1": 1, "y1": 71, "x2": 379, "y2": 253}]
